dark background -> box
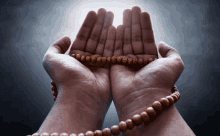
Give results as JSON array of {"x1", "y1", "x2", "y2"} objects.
[{"x1": 1, "y1": 0, "x2": 220, "y2": 136}]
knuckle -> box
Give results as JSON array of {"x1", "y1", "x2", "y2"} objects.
[
  {"x1": 132, "y1": 35, "x2": 142, "y2": 41},
  {"x1": 90, "y1": 34, "x2": 99, "y2": 41},
  {"x1": 124, "y1": 38, "x2": 131, "y2": 44},
  {"x1": 99, "y1": 39, "x2": 106, "y2": 44}
]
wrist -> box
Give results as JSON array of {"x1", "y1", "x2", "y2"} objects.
[
  {"x1": 39, "y1": 86, "x2": 108, "y2": 134},
  {"x1": 115, "y1": 88, "x2": 171, "y2": 121},
  {"x1": 38, "y1": 101, "x2": 104, "y2": 134}
]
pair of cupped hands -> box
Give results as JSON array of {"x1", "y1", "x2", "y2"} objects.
[{"x1": 42, "y1": 6, "x2": 184, "y2": 121}]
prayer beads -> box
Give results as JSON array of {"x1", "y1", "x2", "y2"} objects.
[{"x1": 32, "y1": 86, "x2": 180, "y2": 136}]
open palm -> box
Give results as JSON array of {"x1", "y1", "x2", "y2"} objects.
[
  {"x1": 110, "y1": 6, "x2": 184, "y2": 121},
  {"x1": 43, "y1": 8, "x2": 115, "y2": 126}
]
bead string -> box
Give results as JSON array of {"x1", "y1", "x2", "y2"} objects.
[
  {"x1": 71, "y1": 54, "x2": 158, "y2": 66},
  {"x1": 52, "y1": 54, "x2": 158, "y2": 101},
  {"x1": 30, "y1": 55, "x2": 180, "y2": 136}
]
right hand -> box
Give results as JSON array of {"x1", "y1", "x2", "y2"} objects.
[{"x1": 110, "y1": 6, "x2": 185, "y2": 121}]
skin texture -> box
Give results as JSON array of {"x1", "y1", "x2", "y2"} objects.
[
  {"x1": 110, "y1": 6, "x2": 195, "y2": 135},
  {"x1": 37, "y1": 6, "x2": 195, "y2": 136},
  {"x1": 38, "y1": 9, "x2": 115, "y2": 134}
]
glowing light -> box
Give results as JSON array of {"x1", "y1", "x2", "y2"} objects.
[{"x1": 63, "y1": 0, "x2": 145, "y2": 39}]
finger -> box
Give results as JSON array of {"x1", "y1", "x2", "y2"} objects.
[
  {"x1": 141, "y1": 12, "x2": 157, "y2": 55},
  {"x1": 42, "y1": 36, "x2": 71, "y2": 78},
  {"x1": 103, "y1": 26, "x2": 116, "y2": 57},
  {"x1": 70, "y1": 11, "x2": 97, "y2": 52},
  {"x1": 113, "y1": 25, "x2": 124, "y2": 56},
  {"x1": 158, "y1": 41, "x2": 181, "y2": 59},
  {"x1": 95, "y1": 11, "x2": 114, "y2": 56},
  {"x1": 158, "y1": 41, "x2": 185, "y2": 75},
  {"x1": 123, "y1": 9, "x2": 133, "y2": 55},
  {"x1": 131, "y1": 6, "x2": 144, "y2": 54},
  {"x1": 47, "y1": 36, "x2": 71, "y2": 55},
  {"x1": 85, "y1": 8, "x2": 106, "y2": 54}
]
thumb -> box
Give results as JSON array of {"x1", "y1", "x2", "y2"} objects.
[
  {"x1": 158, "y1": 41, "x2": 180, "y2": 59},
  {"x1": 158, "y1": 41, "x2": 185, "y2": 82},
  {"x1": 42, "y1": 36, "x2": 71, "y2": 78},
  {"x1": 47, "y1": 36, "x2": 71, "y2": 55}
]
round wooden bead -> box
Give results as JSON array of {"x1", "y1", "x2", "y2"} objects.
[
  {"x1": 111, "y1": 125, "x2": 120, "y2": 135},
  {"x1": 133, "y1": 58, "x2": 137, "y2": 64},
  {"x1": 152, "y1": 101, "x2": 163, "y2": 112},
  {"x1": 175, "y1": 91, "x2": 180, "y2": 96},
  {"x1": 166, "y1": 96, "x2": 174, "y2": 105},
  {"x1": 171, "y1": 94, "x2": 178, "y2": 103},
  {"x1": 138, "y1": 59, "x2": 143, "y2": 65},
  {"x1": 146, "y1": 107, "x2": 156, "y2": 118},
  {"x1": 173, "y1": 85, "x2": 178, "y2": 90},
  {"x1": 148, "y1": 58, "x2": 153, "y2": 63},
  {"x1": 51, "y1": 86, "x2": 56, "y2": 91},
  {"x1": 91, "y1": 56, "x2": 97, "y2": 63},
  {"x1": 119, "y1": 121, "x2": 127, "y2": 132},
  {"x1": 102, "y1": 57, "x2": 107, "y2": 64},
  {"x1": 86, "y1": 56, "x2": 91, "y2": 62},
  {"x1": 171, "y1": 86, "x2": 178, "y2": 93},
  {"x1": 70, "y1": 134, "x2": 77, "y2": 136},
  {"x1": 174, "y1": 91, "x2": 180, "y2": 96},
  {"x1": 78, "y1": 133, "x2": 85, "y2": 136},
  {"x1": 132, "y1": 114, "x2": 143, "y2": 126},
  {"x1": 159, "y1": 98, "x2": 170, "y2": 108},
  {"x1": 51, "y1": 132, "x2": 59, "y2": 136},
  {"x1": 107, "y1": 57, "x2": 111, "y2": 63},
  {"x1": 102, "y1": 128, "x2": 111, "y2": 136},
  {"x1": 32, "y1": 133, "x2": 40, "y2": 136},
  {"x1": 85, "y1": 131, "x2": 94, "y2": 136},
  {"x1": 53, "y1": 92, "x2": 58, "y2": 96},
  {"x1": 122, "y1": 57, "x2": 128, "y2": 64},
  {"x1": 173, "y1": 93, "x2": 179, "y2": 100},
  {"x1": 96, "y1": 57, "x2": 102, "y2": 64},
  {"x1": 51, "y1": 81, "x2": 55, "y2": 85},
  {"x1": 140, "y1": 112, "x2": 150, "y2": 122},
  {"x1": 94, "y1": 130, "x2": 103, "y2": 136},
  {"x1": 81, "y1": 56, "x2": 86, "y2": 62},
  {"x1": 60, "y1": 133, "x2": 68, "y2": 136},
  {"x1": 111, "y1": 56, "x2": 117, "y2": 63},
  {"x1": 143, "y1": 58, "x2": 148, "y2": 65},
  {"x1": 40, "y1": 133, "x2": 49, "y2": 136},
  {"x1": 71, "y1": 54, "x2": 76, "y2": 58},
  {"x1": 175, "y1": 93, "x2": 180, "y2": 100},
  {"x1": 76, "y1": 54, "x2": 81, "y2": 60},
  {"x1": 125, "y1": 119, "x2": 134, "y2": 130},
  {"x1": 117, "y1": 57, "x2": 122, "y2": 64},
  {"x1": 127, "y1": 58, "x2": 133, "y2": 64}
]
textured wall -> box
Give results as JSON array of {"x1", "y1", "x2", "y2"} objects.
[{"x1": 0, "y1": 0, "x2": 219, "y2": 136}]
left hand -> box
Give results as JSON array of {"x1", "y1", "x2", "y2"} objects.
[{"x1": 42, "y1": 9, "x2": 115, "y2": 126}]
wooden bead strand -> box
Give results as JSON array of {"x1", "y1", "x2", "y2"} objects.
[
  {"x1": 70, "y1": 54, "x2": 158, "y2": 67},
  {"x1": 32, "y1": 86, "x2": 180, "y2": 136},
  {"x1": 51, "y1": 55, "x2": 158, "y2": 101},
  {"x1": 40, "y1": 55, "x2": 182, "y2": 136}
]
